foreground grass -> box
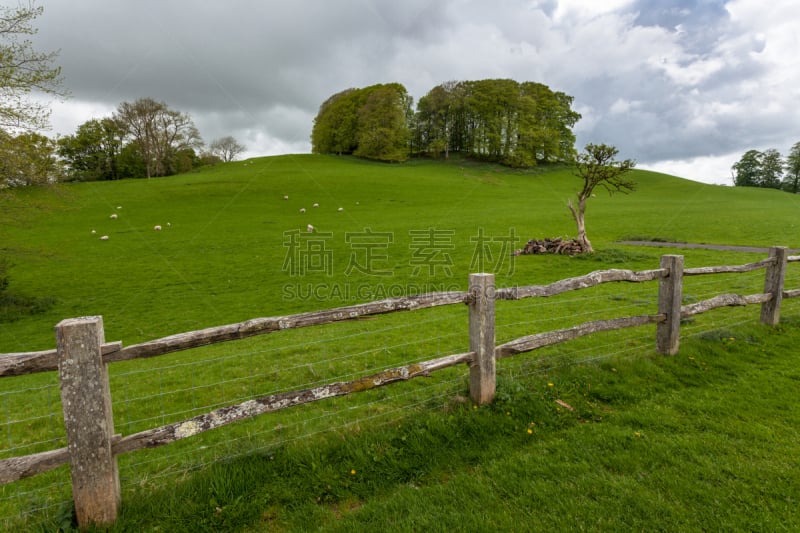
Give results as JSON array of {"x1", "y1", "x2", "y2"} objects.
[{"x1": 30, "y1": 315, "x2": 798, "y2": 532}]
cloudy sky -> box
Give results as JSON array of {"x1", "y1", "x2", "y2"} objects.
[{"x1": 29, "y1": 0, "x2": 799, "y2": 184}]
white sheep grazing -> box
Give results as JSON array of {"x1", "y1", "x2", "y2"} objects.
[
  {"x1": 337, "y1": 207, "x2": 343, "y2": 212},
  {"x1": 110, "y1": 213, "x2": 118, "y2": 219},
  {"x1": 307, "y1": 224, "x2": 314, "y2": 233},
  {"x1": 154, "y1": 225, "x2": 162, "y2": 231},
  {"x1": 300, "y1": 208, "x2": 306, "y2": 213},
  {"x1": 116, "y1": 206, "x2": 122, "y2": 210},
  {"x1": 283, "y1": 195, "x2": 289, "y2": 200},
  {"x1": 99, "y1": 235, "x2": 109, "y2": 241},
  {"x1": 91, "y1": 229, "x2": 96, "y2": 235},
  {"x1": 313, "y1": 203, "x2": 319, "y2": 208}
]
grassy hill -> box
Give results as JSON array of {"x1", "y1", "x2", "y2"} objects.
[
  {"x1": 1, "y1": 155, "x2": 799, "y2": 531},
  {"x1": 2, "y1": 154, "x2": 798, "y2": 351}
]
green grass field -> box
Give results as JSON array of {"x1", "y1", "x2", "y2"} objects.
[{"x1": 1, "y1": 155, "x2": 799, "y2": 531}]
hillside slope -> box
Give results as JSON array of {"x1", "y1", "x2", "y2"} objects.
[{"x1": 1, "y1": 154, "x2": 797, "y2": 351}]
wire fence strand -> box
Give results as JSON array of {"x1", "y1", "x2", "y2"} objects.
[{"x1": 2, "y1": 258, "x2": 797, "y2": 528}]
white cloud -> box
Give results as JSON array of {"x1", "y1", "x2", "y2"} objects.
[
  {"x1": 553, "y1": 0, "x2": 636, "y2": 20},
  {"x1": 33, "y1": 97, "x2": 116, "y2": 138},
  {"x1": 655, "y1": 56, "x2": 727, "y2": 87},
  {"x1": 640, "y1": 154, "x2": 738, "y2": 185},
  {"x1": 609, "y1": 99, "x2": 643, "y2": 115}
]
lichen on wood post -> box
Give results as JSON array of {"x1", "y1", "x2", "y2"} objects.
[
  {"x1": 657, "y1": 255, "x2": 683, "y2": 355},
  {"x1": 761, "y1": 246, "x2": 788, "y2": 325},
  {"x1": 56, "y1": 316, "x2": 120, "y2": 528},
  {"x1": 469, "y1": 273, "x2": 496, "y2": 404}
]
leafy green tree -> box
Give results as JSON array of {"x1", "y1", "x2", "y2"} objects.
[
  {"x1": 58, "y1": 118, "x2": 124, "y2": 181},
  {"x1": 414, "y1": 82, "x2": 455, "y2": 158},
  {"x1": 732, "y1": 148, "x2": 784, "y2": 189},
  {"x1": 113, "y1": 97, "x2": 202, "y2": 178},
  {"x1": 732, "y1": 150, "x2": 763, "y2": 187},
  {"x1": 354, "y1": 83, "x2": 411, "y2": 162},
  {"x1": 413, "y1": 79, "x2": 580, "y2": 167},
  {"x1": 170, "y1": 147, "x2": 199, "y2": 174},
  {"x1": 0, "y1": 130, "x2": 61, "y2": 187},
  {"x1": 783, "y1": 142, "x2": 800, "y2": 193},
  {"x1": 311, "y1": 88, "x2": 360, "y2": 155},
  {"x1": 0, "y1": 1, "x2": 65, "y2": 130},
  {"x1": 569, "y1": 143, "x2": 636, "y2": 253},
  {"x1": 760, "y1": 149, "x2": 784, "y2": 189},
  {"x1": 466, "y1": 78, "x2": 519, "y2": 161},
  {"x1": 312, "y1": 84, "x2": 411, "y2": 162},
  {"x1": 116, "y1": 142, "x2": 147, "y2": 179},
  {"x1": 315, "y1": 79, "x2": 580, "y2": 167},
  {"x1": 532, "y1": 84, "x2": 581, "y2": 162}
]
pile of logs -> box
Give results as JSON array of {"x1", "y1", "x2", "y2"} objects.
[{"x1": 514, "y1": 237, "x2": 585, "y2": 256}]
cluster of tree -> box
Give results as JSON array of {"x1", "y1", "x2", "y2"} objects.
[
  {"x1": 414, "y1": 79, "x2": 581, "y2": 167},
  {"x1": 311, "y1": 79, "x2": 581, "y2": 167},
  {"x1": 732, "y1": 142, "x2": 800, "y2": 193},
  {"x1": 55, "y1": 99, "x2": 247, "y2": 182},
  {"x1": 311, "y1": 83, "x2": 412, "y2": 162},
  {"x1": 0, "y1": 3, "x2": 245, "y2": 188},
  {"x1": 0, "y1": 97, "x2": 248, "y2": 187}
]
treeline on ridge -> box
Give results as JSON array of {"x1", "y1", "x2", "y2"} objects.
[{"x1": 311, "y1": 79, "x2": 581, "y2": 167}]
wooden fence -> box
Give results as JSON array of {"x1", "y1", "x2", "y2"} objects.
[{"x1": 0, "y1": 246, "x2": 797, "y2": 528}]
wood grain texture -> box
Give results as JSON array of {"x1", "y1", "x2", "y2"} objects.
[
  {"x1": 496, "y1": 268, "x2": 664, "y2": 301},
  {"x1": 680, "y1": 293, "x2": 771, "y2": 317}
]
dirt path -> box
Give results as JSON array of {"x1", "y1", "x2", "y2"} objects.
[{"x1": 618, "y1": 241, "x2": 798, "y2": 254}]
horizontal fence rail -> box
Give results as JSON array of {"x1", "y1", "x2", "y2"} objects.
[
  {"x1": 0, "y1": 292, "x2": 469, "y2": 378},
  {"x1": 495, "y1": 268, "x2": 665, "y2": 300},
  {"x1": 683, "y1": 257, "x2": 775, "y2": 276},
  {"x1": 0, "y1": 246, "x2": 797, "y2": 528},
  {"x1": 495, "y1": 314, "x2": 666, "y2": 358},
  {"x1": 681, "y1": 293, "x2": 772, "y2": 317},
  {"x1": 0, "y1": 341, "x2": 121, "y2": 378}
]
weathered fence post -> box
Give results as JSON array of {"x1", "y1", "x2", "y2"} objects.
[
  {"x1": 657, "y1": 255, "x2": 684, "y2": 355},
  {"x1": 761, "y1": 246, "x2": 788, "y2": 325},
  {"x1": 56, "y1": 316, "x2": 119, "y2": 528},
  {"x1": 469, "y1": 273, "x2": 496, "y2": 405}
]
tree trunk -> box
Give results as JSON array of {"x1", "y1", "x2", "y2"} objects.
[{"x1": 567, "y1": 197, "x2": 593, "y2": 253}]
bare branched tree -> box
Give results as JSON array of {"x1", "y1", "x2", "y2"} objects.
[
  {"x1": 209, "y1": 136, "x2": 246, "y2": 163},
  {"x1": 568, "y1": 143, "x2": 636, "y2": 253}
]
